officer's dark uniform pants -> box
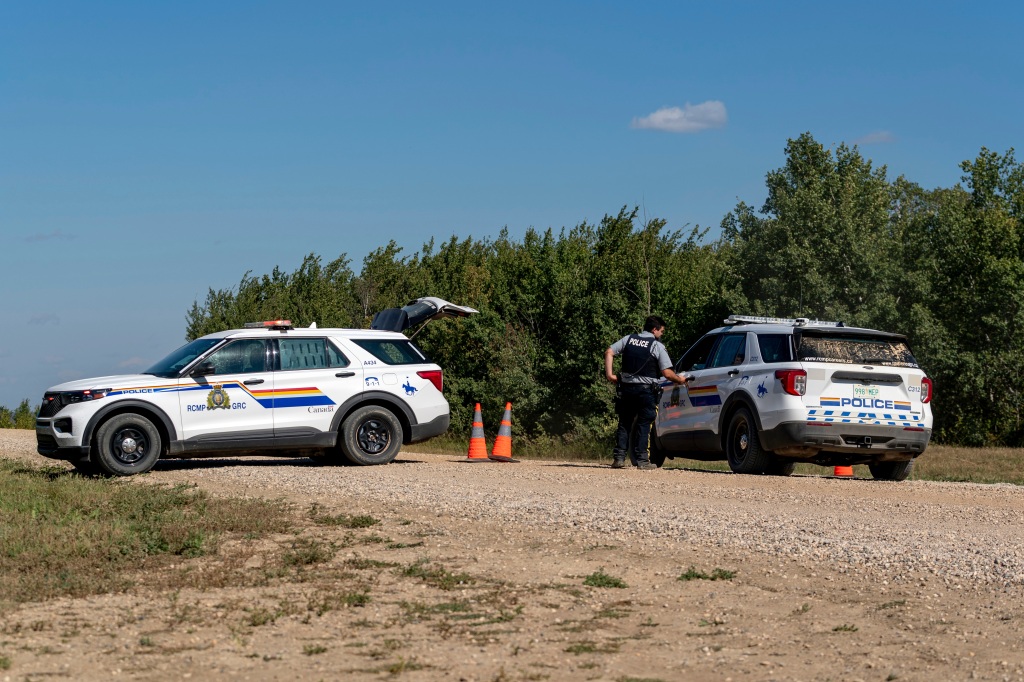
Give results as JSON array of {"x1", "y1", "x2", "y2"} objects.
[{"x1": 613, "y1": 383, "x2": 657, "y2": 461}]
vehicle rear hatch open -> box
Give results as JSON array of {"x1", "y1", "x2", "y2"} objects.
[{"x1": 371, "y1": 297, "x2": 478, "y2": 334}]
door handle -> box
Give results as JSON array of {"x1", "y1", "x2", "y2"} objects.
[
  {"x1": 728, "y1": 369, "x2": 740, "y2": 377},
  {"x1": 243, "y1": 379, "x2": 265, "y2": 386},
  {"x1": 335, "y1": 371, "x2": 356, "y2": 378}
]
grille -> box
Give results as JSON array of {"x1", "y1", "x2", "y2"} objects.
[
  {"x1": 38, "y1": 393, "x2": 64, "y2": 418},
  {"x1": 36, "y1": 433, "x2": 58, "y2": 453}
]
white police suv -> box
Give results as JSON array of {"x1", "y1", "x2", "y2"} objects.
[
  {"x1": 652, "y1": 315, "x2": 933, "y2": 480},
  {"x1": 36, "y1": 297, "x2": 476, "y2": 476}
]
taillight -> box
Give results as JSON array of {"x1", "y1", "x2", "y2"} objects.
[
  {"x1": 417, "y1": 370, "x2": 443, "y2": 392},
  {"x1": 774, "y1": 369, "x2": 807, "y2": 396},
  {"x1": 921, "y1": 377, "x2": 933, "y2": 404}
]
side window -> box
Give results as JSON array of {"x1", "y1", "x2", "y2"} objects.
[
  {"x1": 708, "y1": 333, "x2": 746, "y2": 368},
  {"x1": 353, "y1": 339, "x2": 429, "y2": 365},
  {"x1": 757, "y1": 334, "x2": 793, "y2": 363},
  {"x1": 278, "y1": 338, "x2": 329, "y2": 371},
  {"x1": 675, "y1": 335, "x2": 718, "y2": 372},
  {"x1": 327, "y1": 340, "x2": 350, "y2": 368},
  {"x1": 204, "y1": 339, "x2": 267, "y2": 375}
]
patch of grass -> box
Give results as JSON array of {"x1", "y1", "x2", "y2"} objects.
[
  {"x1": 677, "y1": 566, "x2": 735, "y2": 581},
  {"x1": 282, "y1": 537, "x2": 336, "y2": 566},
  {"x1": 617, "y1": 677, "x2": 668, "y2": 682},
  {"x1": 0, "y1": 461, "x2": 292, "y2": 605},
  {"x1": 565, "y1": 640, "x2": 620, "y2": 655},
  {"x1": 246, "y1": 607, "x2": 282, "y2": 627},
  {"x1": 402, "y1": 600, "x2": 472, "y2": 618},
  {"x1": 832, "y1": 623, "x2": 858, "y2": 632},
  {"x1": 583, "y1": 569, "x2": 627, "y2": 589},
  {"x1": 308, "y1": 504, "x2": 379, "y2": 528},
  {"x1": 400, "y1": 560, "x2": 474, "y2": 590},
  {"x1": 0, "y1": 654, "x2": 9, "y2": 670},
  {"x1": 794, "y1": 603, "x2": 811, "y2": 614},
  {"x1": 345, "y1": 558, "x2": 399, "y2": 570},
  {"x1": 386, "y1": 657, "x2": 424, "y2": 674},
  {"x1": 303, "y1": 644, "x2": 328, "y2": 655},
  {"x1": 308, "y1": 590, "x2": 371, "y2": 615},
  {"x1": 139, "y1": 636, "x2": 155, "y2": 647},
  {"x1": 386, "y1": 541, "x2": 424, "y2": 550},
  {"x1": 878, "y1": 599, "x2": 906, "y2": 610}
]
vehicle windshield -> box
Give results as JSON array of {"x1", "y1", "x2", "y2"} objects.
[
  {"x1": 797, "y1": 333, "x2": 919, "y2": 368},
  {"x1": 144, "y1": 338, "x2": 222, "y2": 377}
]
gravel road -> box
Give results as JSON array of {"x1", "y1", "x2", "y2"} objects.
[{"x1": 5, "y1": 429, "x2": 1023, "y2": 590}]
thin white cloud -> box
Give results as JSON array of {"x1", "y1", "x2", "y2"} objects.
[
  {"x1": 631, "y1": 101, "x2": 727, "y2": 133},
  {"x1": 25, "y1": 230, "x2": 76, "y2": 243},
  {"x1": 28, "y1": 313, "x2": 60, "y2": 326},
  {"x1": 118, "y1": 356, "x2": 148, "y2": 369},
  {"x1": 854, "y1": 130, "x2": 896, "y2": 145}
]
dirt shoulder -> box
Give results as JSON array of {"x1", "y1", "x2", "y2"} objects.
[{"x1": 2, "y1": 429, "x2": 1023, "y2": 681}]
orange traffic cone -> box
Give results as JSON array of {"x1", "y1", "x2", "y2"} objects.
[
  {"x1": 465, "y1": 403, "x2": 490, "y2": 462},
  {"x1": 489, "y1": 402, "x2": 519, "y2": 462},
  {"x1": 833, "y1": 465, "x2": 854, "y2": 477}
]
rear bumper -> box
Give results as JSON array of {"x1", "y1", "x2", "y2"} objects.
[
  {"x1": 408, "y1": 413, "x2": 450, "y2": 443},
  {"x1": 761, "y1": 421, "x2": 931, "y2": 459}
]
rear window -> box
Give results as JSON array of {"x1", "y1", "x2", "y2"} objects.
[
  {"x1": 797, "y1": 333, "x2": 919, "y2": 368},
  {"x1": 353, "y1": 339, "x2": 429, "y2": 365},
  {"x1": 757, "y1": 334, "x2": 794, "y2": 363}
]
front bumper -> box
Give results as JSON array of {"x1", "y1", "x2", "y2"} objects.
[
  {"x1": 36, "y1": 418, "x2": 89, "y2": 460},
  {"x1": 761, "y1": 421, "x2": 931, "y2": 461}
]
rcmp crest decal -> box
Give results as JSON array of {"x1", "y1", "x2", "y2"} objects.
[{"x1": 207, "y1": 384, "x2": 230, "y2": 410}]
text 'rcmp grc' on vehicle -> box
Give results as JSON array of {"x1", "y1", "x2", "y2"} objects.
[
  {"x1": 652, "y1": 315, "x2": 933, "y2": 481},
  {"x1": 35, "y1": 298, "x2": 477, "y2": 476}
]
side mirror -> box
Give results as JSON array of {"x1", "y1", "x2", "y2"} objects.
[{"x1": 190, "y1": 361, "x2": 215, "y2": 377}]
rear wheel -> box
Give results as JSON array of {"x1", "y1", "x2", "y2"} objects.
[
  {"x1": 869, "y1": 460, "x2": 914, "y2": 481},
  {"x1": 93, "y1": 413, "x2": 162, "y2": 476},
  {"x1": 339, "y1": 406, "x2": 403, "y2": 466},
  {"x1": 725, "y1": 407, "x2": 772, "y2": 475}
]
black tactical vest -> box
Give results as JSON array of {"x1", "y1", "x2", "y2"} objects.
[{"x1": 620, "y1": 334, "x2": 660, "y2": 380}]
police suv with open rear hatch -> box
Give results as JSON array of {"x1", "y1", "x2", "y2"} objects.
[
  {"x1": 35, "y1": 297, "x2": 476, "y2": 476},
  {"x1": 651, "y1": 315, "x2": 933, "y2": 480}
]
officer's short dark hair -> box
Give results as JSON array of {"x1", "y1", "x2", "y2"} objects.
[{"x1": 643, "y1": 315, "x2": 667, "y2": 332}]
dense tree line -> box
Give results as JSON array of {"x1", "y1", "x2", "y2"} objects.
[
  {"x1": 183, "y1": 133, "x2": 1023, "y2": 447},
  {"x1": 0, "y1": 400, "x2": 39, "y2": 430}
]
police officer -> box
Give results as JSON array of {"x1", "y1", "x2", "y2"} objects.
[{"x1": 604, "y1": 315, "x2": 688, "y2": 469}]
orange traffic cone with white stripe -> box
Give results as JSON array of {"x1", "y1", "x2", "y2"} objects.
[
  {"x1": 489, "y1": 402, "x2": 519, "y2": 462},
  {"x1": 833, "y1": 465, "x2": 854, "y2": 478},
  {"x1": 465, "y1": 403, "x2": 490, "y2": 462}
]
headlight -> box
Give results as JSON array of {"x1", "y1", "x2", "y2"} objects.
[{"x1": 63, "y1": 389, "x2": 112, "y2": 404}]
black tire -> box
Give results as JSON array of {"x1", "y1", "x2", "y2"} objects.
[
  {"x1": 649, "y1": 448, "x2": 667, "y2": 468},
  {"x1": 339, "y1": 405, "x2": 403, "y2": 466},
  {"x1": 766, "y1": 459, "x2": 796, "y2": 476},
  {"x1": 869, "y1": 460, "x2": 914, "y2": 481},
  {"x1": 725, "y1": 407, "x2": 772, "y2": 475},
  {"x1": 93, "y1": 413, "x2": 162, "y2": 476}
]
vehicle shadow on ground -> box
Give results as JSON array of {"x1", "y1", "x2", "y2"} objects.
[{"x1": 152, "y1": 457, "x2": 426, "y2": 472}]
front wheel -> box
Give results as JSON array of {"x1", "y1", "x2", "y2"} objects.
[
  {"x1": 93, "y1": 413, "x2": 162, "y2": 476},
  {"x1": 725, "y1": 407, "x2": 772, "y2": 475},
  {"x1": 339, "y1": 406, "x2": 403, "y2": 466},
  {"x1": 869, "y1": 460, "x2": 914, "y2": 481}
]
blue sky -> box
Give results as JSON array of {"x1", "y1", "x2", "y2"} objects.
[{"x1": 1, "y1": 1, "x2": 1021, "y2": 407}]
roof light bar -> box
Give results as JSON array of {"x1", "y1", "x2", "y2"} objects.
[
  {"x1": 243, "y1": 320, "x2": 294, "y2": 330},
  {"x1": 724, "y1": 314, "x2": 844, "y2": 327}
]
